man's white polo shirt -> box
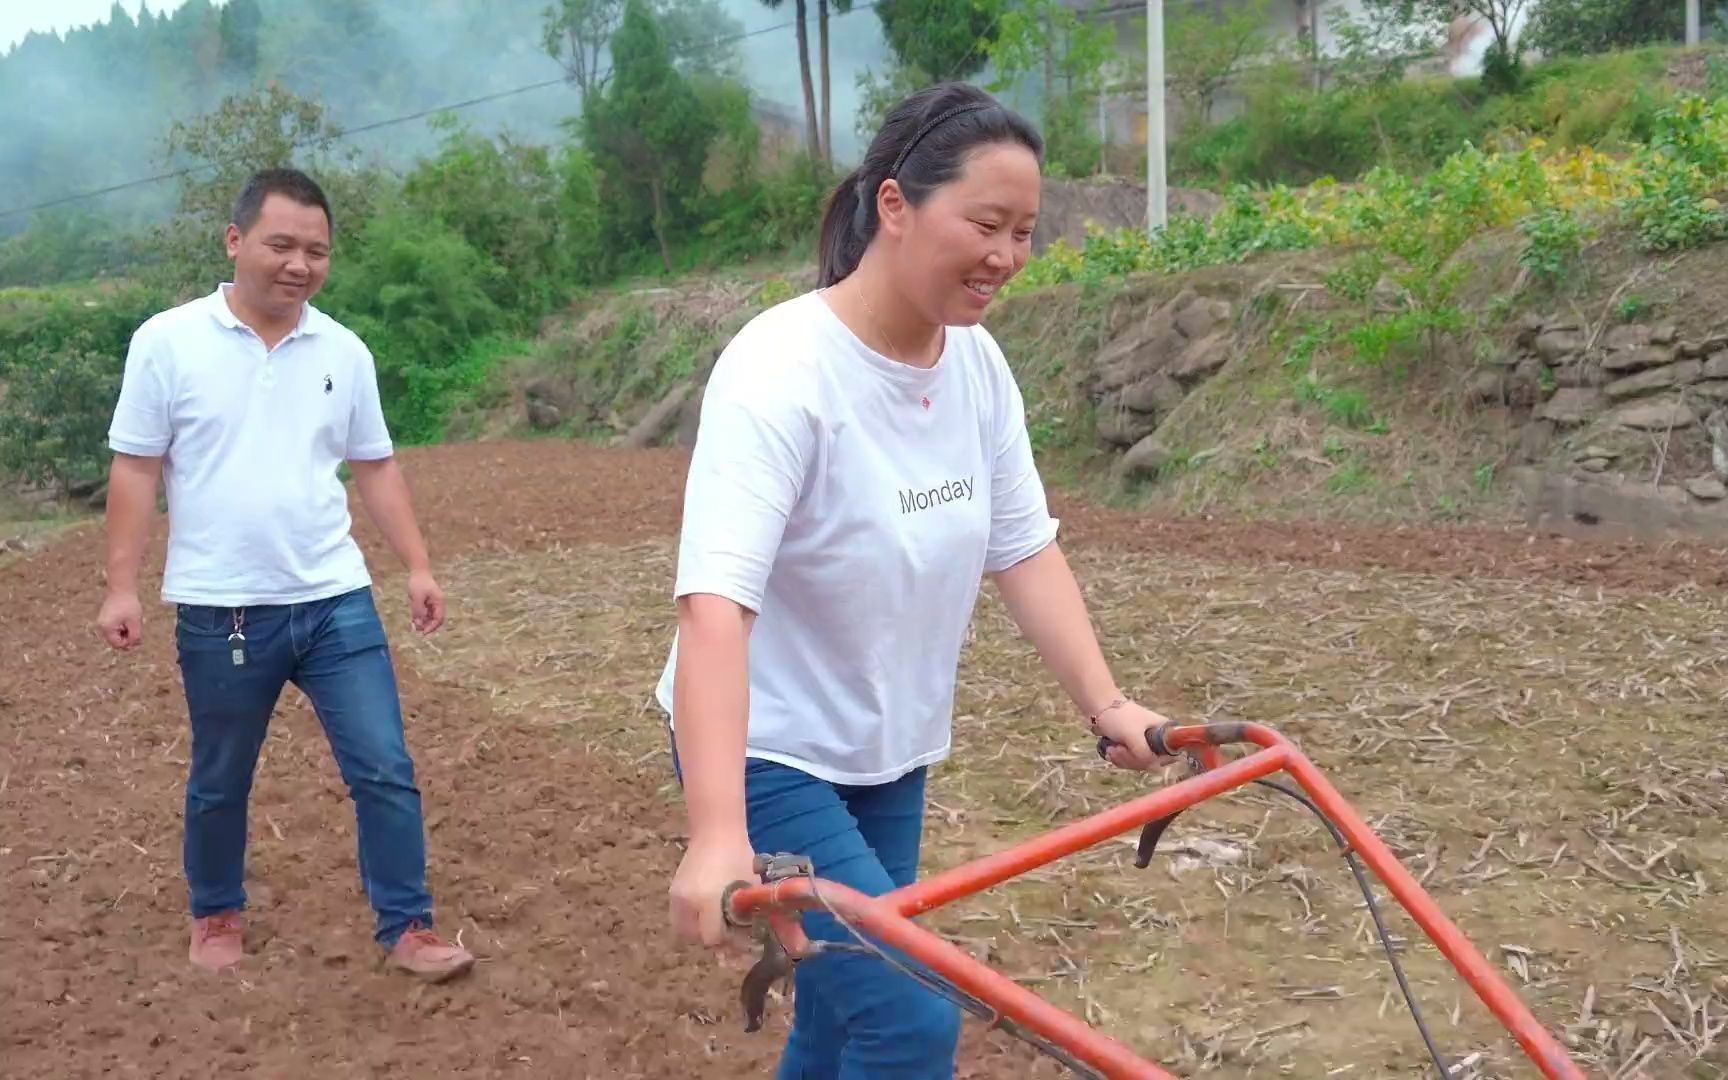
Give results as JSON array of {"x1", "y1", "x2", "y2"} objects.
[{"x1": 107, "y1": 284, "x2": 395, "y2": 608}]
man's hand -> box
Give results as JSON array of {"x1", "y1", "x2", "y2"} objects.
[
  {"x1": 1093, "y1": 700, "x2": 1181, "y2": 770},
  {"x1": 101, "y1": 452, "x2": 161, "y2": 652},
  {"x1": 407, "y1": 570, "x2": 445, "y2": 635},
  {"x1": 349, "y1": 457, "x2": 439, "y2": 629},
  {"x1": 97, "y1": 590, "x2": 144, "y2": 650}
]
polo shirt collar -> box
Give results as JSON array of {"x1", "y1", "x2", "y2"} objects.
[{"x1": 207, "y1": 283, "x2": 324, "y2": 340}]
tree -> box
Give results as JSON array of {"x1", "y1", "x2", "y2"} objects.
[
  {"x1": 1325, "y1": 0, "x2": 1447, "y2": 88},
  {"x1": 3, "y1": 0, "x2": 633, "y2": 238},
  {"x1": 1164, "y1": 0, "x2": 1275, "y2": 125},
  {"x1": 153, "y1": 84, "x2": 373, "y2": 293},
  {"x1": 855, "y1": 61, "x2": 931, "y2": 143},
  {"x1": 581, "y1": 0, "x2": 717, "y2": 272},
  {"x1": 876, "y1": 0, "x2": 1003, "y2": 82},
  {"x1": 218, "y1": 0, "x2": 263, "y2": 81},
  {"x1": 817, "y1": 0, "x2": 856, "y2": 165},
  {"x1": 543, "y1": 0, "x2": 743, "y2": 98},
  {"x1": 759, "y1": 0, "x2": 823, "y2": 161},
  {"x1": 543, "y1": 0, "x2": 624, "y2": 98},
  {"x1": 1410, "y1": 0, "x2": 1530, "y2": 91},
  {"x1": 1524, "y1": 0, "x2": 1685, "y2": 56},
  {"x1": 986, "y1": 0, "x2": 1116, "y2": 174},
  {"x1": 163, "y1": 83, "x2": 345, "y2": 227},
  {"x1": 656, "y1": 0, "x2": 747, "y2": 77},
  {"x1": 400, "y1": 114, "x2": 590, "y2": 310},
  {"x1": 164, "y1": 0, "x2": 227, "y2": 101}
]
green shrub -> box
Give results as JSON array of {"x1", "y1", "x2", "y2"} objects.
[
  {"x1": 1171, "y1": 49, "x2": 1679, "y2": 189},
  {"x1": 1518, "y1": 206, "x2": 1590, "y2": 280},
  {"x1": 400, "y1": 119, "x2": 607, "y2": 311},
  {"x1": 1479, "y1": 50, "x2": 1669, "y2": 147},
  {"x1": 316, "y1": 209, "x2": 514, "y2": 444},
  {"x1": 0, "y1": 282, "x2": 169, "y2": 380},
  {"x1": 1022, "y1": 93, "x2": 1728, "y2": 297},
  {"x1": 0, "y1": 347, "x2": 122, "y2": 495},
  {"x1": 1621, "y1": 157, "x2": 1728, "y2": 250},
  {"x1": 1525, "y1": 0, "x2": 1687, "y2": 58},
  {"x1": 0, "y1": 282, "x2": 173, "y2": 496},
  {"x1": 692, "y1": 157, "x2": 832, "y2": 267},
  {"x1": 0, "y1": 209, "x2": 142, "y2": 288},
  {"x1": 1619, "y1": 95, "x2": 1728, "y2": 251}
]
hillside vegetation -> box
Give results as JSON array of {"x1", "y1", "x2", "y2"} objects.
[
  {"x1": 442, "y1": 78, "x2": 1728, "y2": 531},
  {"x1": 5, "y1": 31, "x2": 1728, "y2": 538},
  {"x1": 1173, "y1": 46, "x2": 1725, "y2": 185}
]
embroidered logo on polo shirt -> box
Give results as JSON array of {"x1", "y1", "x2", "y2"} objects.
[
  {"x1": 920, "y1": 395, "x2": 931, "y2": 409},
  {"x1": 323, "y1": 375, "x2": 333, "y2": 394}
]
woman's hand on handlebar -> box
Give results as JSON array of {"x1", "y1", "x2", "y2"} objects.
[
  {"x1": 1092, "y1": 700, "x2": 1181, "y2": 770},
  {"x1": 670, "y1": 830, "x2": 760, "y2": 949}
]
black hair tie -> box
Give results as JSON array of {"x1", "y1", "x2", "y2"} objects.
[
  {"x1": 851, "y1": 176, "x2": 870, "y2": 236},
  {"x1": 889, "y1": 101, "x2": 990, "y2": 179},
  {"x1": 853, "y1": 101, "x2": 992, "y2": 237}
]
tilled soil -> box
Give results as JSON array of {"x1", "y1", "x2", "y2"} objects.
[
  {"x1": 391, "y1": 442, "x2": 1728, "y2": 593},
  {"x1": 3, "y1": 440, "x2": 1723, "y2": 1079},
  {"x1": 0, "y1": 522, "x2": 784, "y2": 1077}
]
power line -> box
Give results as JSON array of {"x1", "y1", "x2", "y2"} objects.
[
  {"x1": 0, "y1": 77, "x2": 571, "y2": 221},
  {"x1": 0, "y1": 0, "x2": 886, "y2": 223}
]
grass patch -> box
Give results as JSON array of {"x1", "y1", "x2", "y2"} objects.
[
  {"x1": 0, "y1": 489, "x2": 90, "y2": 566},
  {"x1": 481, "y1": 265, "x2": 817, "y2": 443}
]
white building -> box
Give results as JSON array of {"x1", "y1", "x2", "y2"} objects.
[{"x1": 1026, "y1": 0, "x2": 1524, "y2": 152}]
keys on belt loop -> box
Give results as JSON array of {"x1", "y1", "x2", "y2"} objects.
[{"x1": 228, "y1": 608, "x2": 247, "y2": 667}]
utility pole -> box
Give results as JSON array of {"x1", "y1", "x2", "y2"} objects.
[
  {"x1": 1686, "y1": 0, "x2": 1700, "y2": 44},
  {"x1": 1147, "y1": 0, "x2": 1167, "y2": 232}
]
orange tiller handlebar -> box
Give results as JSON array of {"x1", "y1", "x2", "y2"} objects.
[{"x1": 724, "y1": 722, "x2": 1586, "y2": 1080}]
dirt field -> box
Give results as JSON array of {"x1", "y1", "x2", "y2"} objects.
[{"x1": 4, "y1": 440, "x2": 1725, "y2": 1079}]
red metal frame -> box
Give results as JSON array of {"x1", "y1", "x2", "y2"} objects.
[{"x1": 726, "y1": 722, "x2": 1587, "y2": 1080}]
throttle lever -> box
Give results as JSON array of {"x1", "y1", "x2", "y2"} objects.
[
  {"x1": 722, "y1": 853, "x2": 816, "y2": 1032},
  {"x1": 1095, "y1": 724, "x2": 1198, "y2": 869}
]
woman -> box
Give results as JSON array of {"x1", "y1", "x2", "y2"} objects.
[{"x1": 654, "y1": 81, "x2": 1177, "y2": 1078}]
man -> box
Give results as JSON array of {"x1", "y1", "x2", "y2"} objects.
[{"x1": 96, "y1": 167, "x2": 474, "y2": 983}]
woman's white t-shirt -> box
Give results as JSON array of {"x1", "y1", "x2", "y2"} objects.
[{"x1": 653, "y1": 289, "x2": 1060, "y2": 785}]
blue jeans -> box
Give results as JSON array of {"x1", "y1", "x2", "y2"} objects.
[
  {"x1": 174, "y1": 586, "x2": 432, "y2": 946},
  {"x1": 673, "y1": 742, "x2": 962, "y2": 1078}
]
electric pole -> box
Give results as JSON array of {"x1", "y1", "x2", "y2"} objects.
[
  {"x1": 1686, "y1": 0, "x2": 1701, "y2": 44},
  {"x1": 1147, "y1": 0, "x2": 1167, "y2": 232}
]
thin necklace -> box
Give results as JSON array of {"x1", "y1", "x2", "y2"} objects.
[
  {"x1": 853, "y1": 280, "x2": 945, "y2": 369},
  {"x1": 854, "y1": 282, "x2": 907, "y2": 363}
]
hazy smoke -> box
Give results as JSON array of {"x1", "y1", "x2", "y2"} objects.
[{"x1": 0, "y1": 0, "x2": 893, "y2": 234}]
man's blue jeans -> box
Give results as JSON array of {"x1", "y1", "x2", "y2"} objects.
[
  {"x1": 174, "y1": 586, "x2": 433, "y2": 946},
  {"x1": 673, "y1": 741, "x2": 962, "y2": 1078}
]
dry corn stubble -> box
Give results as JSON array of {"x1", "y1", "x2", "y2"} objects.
[{"x1": 396, "y1": 529, "x2": 1728, "y2": 1080}]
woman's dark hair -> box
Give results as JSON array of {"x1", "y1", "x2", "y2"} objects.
[{"x1": 817, "y1": 82, "x2": 1043, "y2": 287}]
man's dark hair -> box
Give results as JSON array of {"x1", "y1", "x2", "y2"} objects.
[{"x1": 232, "y1": 167, "x2": 334, "y2": 233}]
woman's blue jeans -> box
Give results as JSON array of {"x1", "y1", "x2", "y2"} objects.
[{"x1": 673, "y1": 744, "x2": 962, "y2": 1078}]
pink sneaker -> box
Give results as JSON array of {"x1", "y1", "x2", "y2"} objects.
[
  {"x1": 386, "y1": 924, "x2": 475, "y2": 983},
  {"x1": 189, "y1": 911, "x2": 243, "y2": 972}
]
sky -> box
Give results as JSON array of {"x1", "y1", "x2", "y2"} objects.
[{"x1": 1, "y1": 0, "x2": 192, "y2": 52}]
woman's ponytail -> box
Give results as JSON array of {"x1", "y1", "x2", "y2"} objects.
[{"x1": 817, "y1": 169, "x2": 870, "y2": 287}]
